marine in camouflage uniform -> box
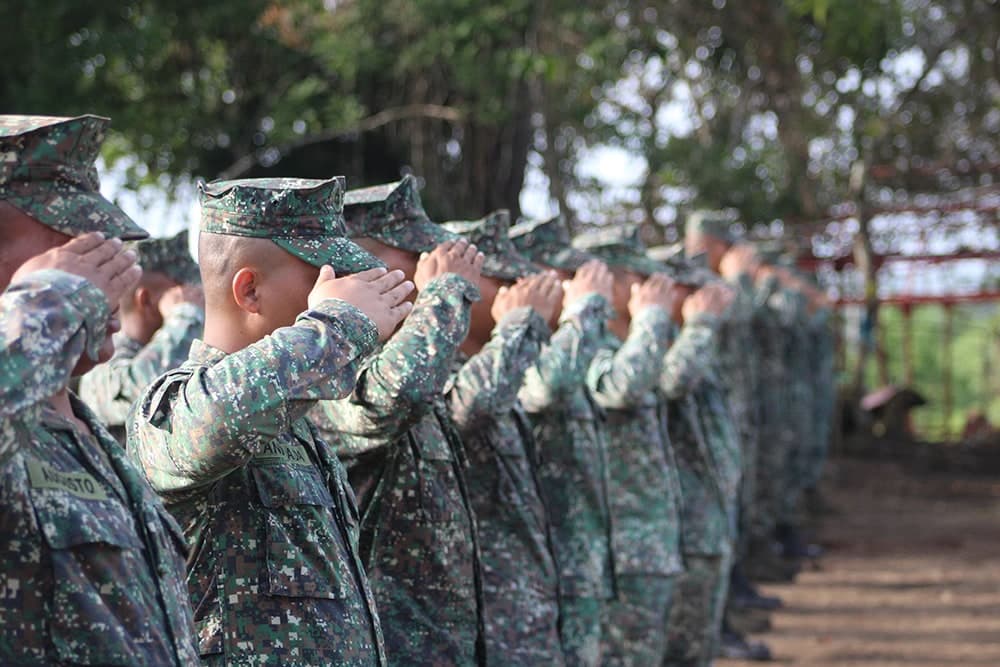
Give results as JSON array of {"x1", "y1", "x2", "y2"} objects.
[
  {"x1": 512, "y1": 215, "x2": 615, "y2": 667},
  {"x1": 443, "y1": 212, "x2": 565, "y2": 667},
  {"x1": 671, "y1": 211, "x2": 760, "y2": 563},
  {"x1": 0, "y1": 115, "x2": 199, "y2": 665},
  {"x1": 574, "y1": 227, "x2": 684, "y2": 667},
  {"x1": 803, "y1": 306, "x2": 835, "y2": 492},
  {"x1": 127, "y1": 177, "x2": 388, "y2": 665},
  {"x1": 654, "y1": 252, "x2": 742, "y2": 667},
  {"x1": 774, "y1": 286, "x2": 813, "y2": 531},
  {"x1": 79, "y1": 229, "x2": 203, "y2": 442},
  {"x1": 307, "y1": 177, "x2": 486, "y2": 666}
]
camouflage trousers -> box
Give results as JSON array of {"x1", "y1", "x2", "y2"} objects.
[
  {"x1": 600, "y1": 575, "x2": 675, "y2": 667},
  {"x1": 663, "y1": 552, "x2": 731, "y2": 667},
  {"x1": 751, "y1": 420, "x2": 792, "y2": 543},
  {"x1": 560, "y1": 595, "x2": 604, "y2": 667},
  {"x1": 729, "y1": 398, "x2": 758, "y2": 561},
  {"x1": 484, "y1": 581, "x2": 564, "y2": 667}
]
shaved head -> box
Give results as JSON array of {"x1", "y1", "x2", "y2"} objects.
[{"x1": 198, "y1": 232, "x2": 320, "y2": 352}]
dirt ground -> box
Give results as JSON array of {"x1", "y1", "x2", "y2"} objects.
[{"x1": 722, "y1": 457, "x2": 1000, "y2": 667}]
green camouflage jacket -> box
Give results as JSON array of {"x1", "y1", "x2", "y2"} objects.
[
  {"x1": 127, "y1": 299, "x2": 386, "y2": 666},
  {"x1": 309, "y1": 274, "x2": 485, "y2": 666},
  {"x1": 445, "y1": 307, "x2": 564, "y2": 666},
  {"x1": 586, "y1": 307, "x2": 684, "y2": 577},
  {"x1": 518, "y1": 293, "x2": 615, "y2": 600},
  {"x1": 661, "y1": 315, "x2": 742, "y2": 555},
  {"x1": 0, "y1": 270, "x2": 198, "y2": 665},
  {"x1": 79, "y1": 303, "x2": 203, "y2": 441},
  {"x1": 715, "y1": 275, "x2": 760, "y2": 448}
]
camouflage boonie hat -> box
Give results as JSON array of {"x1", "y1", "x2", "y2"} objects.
[
  {"x1": 685, "y1": 209, "x2": 737, "y2": 244},
  {"x1": 510, "y1": 214, "x2": 596, "y2": 271},
  {"x1": 199, "y1": 176, "x2": 383, "y2": 274},
  {"x1": 572, "y1": 225, "x2": 666, "y2": 277},
  {"x1": 0, "y1": 115, "x2": 148, "y2": 240},
  {"x1": 343, "y1": 175, "x2": 459, "y2": 252},
  {"x1": 647, "y1": 244, "x2": 718, "y2": 287},
  {"x1": 128, "y1": 229, "x2": 200, "y2": 285},
  {"x1": 442, "y1": 210, "x2": 539, "y2": 281}
]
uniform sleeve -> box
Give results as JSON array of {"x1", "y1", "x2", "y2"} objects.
[
  {"x1": 586, "y1": 306, "x2": 671, "y2": 410},
  {"x1": 79, "y1": 304, "x2": 204, "y2": 424},
  {"x1": 0, "y1": 269, "x2": 110, "y2": 418},
  {"x1": 130, "y1": 298, "x2": 378, "y2": 491},
  {"x1": 518, "y1": 293, "x2": 612, "y2": 413},
  {"x1": 446, "y1": 306, "x2": 549, "y2": 432},
  {"x1": 313, "y1": 273, "x2": 479, "y2": 451},
  {"x1": 658, "y1": 313, "x2": 720, "y2": 399}
]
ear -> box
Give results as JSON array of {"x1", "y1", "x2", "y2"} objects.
[
  {"x1": 232, "y1": 267, "x2": 261, "y2": 314},
  {"x1": 134, "y1": 285, "x2": 152, "y2": 312}
]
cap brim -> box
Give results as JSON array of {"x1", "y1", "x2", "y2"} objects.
[
  {"x1": 545, "y1": 246, "x2": 597, "y2": 271},
  {"x1": 9, "y1": 190, "x2": 149, "y2": 240},
  {"x1": 600, "y1": 252, "x2": 667, "y2": 277},
  {"x1": 275, "y1": 236, "x2": 385, "y2": 274},
  {"x1": 482, "y1": 252, "x2": 540, "y2": 281},
  {"x1": 369, "y1": 218, "x2": 459, "y2": 253}
]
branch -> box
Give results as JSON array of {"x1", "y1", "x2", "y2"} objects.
[{"x1": 217, "y1": 104, "x2": 465, "y2": 180}]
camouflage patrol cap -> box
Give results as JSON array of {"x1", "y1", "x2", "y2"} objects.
[
  {"x1": 0, "y1": 115, "x2": 148, "y2": 240},
  {"x1": 647, "y1": 243, "x2": 718, "y2": 287},
  {"x1": 510, "y1": 214, "x2": 596, "y2": 271},
  {"x1": 343, "y1": 175, "x2": 459, "y2": 252},
  {"x1": 442, "y1": 210, "x2": 539, "y2": 281},
  {"x1": 128, "y1": 229, "x2": 200, "y2": 285},
  {"x1": 199, "y1": 176, "x2": 383, "y2": 274},
  {"x1": 686, "y1": 209, "x2": 737, "y2": 244},
  {"x1": 571, "y1": 224, "x2": 666, "y2": 277}
]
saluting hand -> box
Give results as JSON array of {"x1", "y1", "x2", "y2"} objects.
[
  {"x1": 491, "y1": 272, "x2": 563, "y2": 325},
  {"x1": 563, "y1": 260, "x2": 613, "y2": 308},
  {"x1": 308, "y1": 266, "x2": 414, "y2": 341},
  {"x1": 682, "y1": 283, "x2": 734, "y2": 321},
  {"x1": 414, "y1": 238, "x2": 485, "y2": 291},
  {"x1": 628, "y1": 272, "x2": 677, "y2": 317},
  {"x1": 12, "y1": 232, "x2": 143, "y2": 308}
]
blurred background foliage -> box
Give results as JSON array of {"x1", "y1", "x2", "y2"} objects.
[{"x1": 3, "y1": 0, "x2": 998, "y2": 440}]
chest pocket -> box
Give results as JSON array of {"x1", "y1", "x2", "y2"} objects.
[
  {"x1": 252, "y1": 455, "x2": 353, "y2": 599},
  {"x1": 27, "y1": 461, "x2": 160, "y2": 666}
]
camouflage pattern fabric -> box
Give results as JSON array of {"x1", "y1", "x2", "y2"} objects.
[
  {"x1": 586, "y1": 307, "x2": 684, "y2": 666},
  {"x1": 445, "y1": 306, "x2": 564, "y2": 667},
  {"x1": 804, "y1": 307, "x2": 836, "y2": 489},
  {"x1": 750, "y1": 275, "x2": 790, "y2": 544},
  {"x1": 572, "y1": 225, "x2": 667, "y2": 278},
  {"x1": 308, "y1": 273, "x2": 486, "y2": 666},
  {"x1": 342, "y1": 175, "x2": 458, "y2": 253},
  {"x1": 684, "y1": 210, "x2": 737, "y2": 244},
  {"x1": 128, "y1": 229, "x2": 200, "y2": 285},
  {"x1": 0, "y1": 270, "x2": 198, "y2": 665},
  {"x1": 517, "y1": 293, "x2": 616, "y2": 666},
  {"x1": 79, "y1": 302, "x2": 203, "y2": 442},
  {"x1": 660, "y1": 316, "x2": 742, "y2": 667},
  {"x1": 559, "y1": 596, "x2": 604, "y2": 667},
  {"x1": 663, "y1": 553, "x2": 732, "y2": 667},
  {"x1": 442, "y1": 210, "x2": 540, "y2": 281},
  {"x1": 646, "y1": 244, "x2": 720, "y2": 288},
  {"x1": 199, "y1": 176, "x2": 384, "y2": 274},
  {"x1": 509, "y1": 214, "x2": 596, "y2": 271},
  {"x1": 586, "y1": 307, "x2": 684, "y2": 577},
  {"x1": 661, "y1": 315, "x2": 741, "y2": 558},
  {"x1": 0, "y1": 115, "x2": 148, "y2": 240},
  {"x1": 706, "y1": 274, "x2": 759, "y2": 559},
  {"x1": 600, "y1": 575, "x2": 675, "y2": 667},
  {"x1": 127, "y1": 299, "x2": 387, "y2": 666},
  {"x1": 774, "y1": 289, "x2": 813, "y2": 524}
]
